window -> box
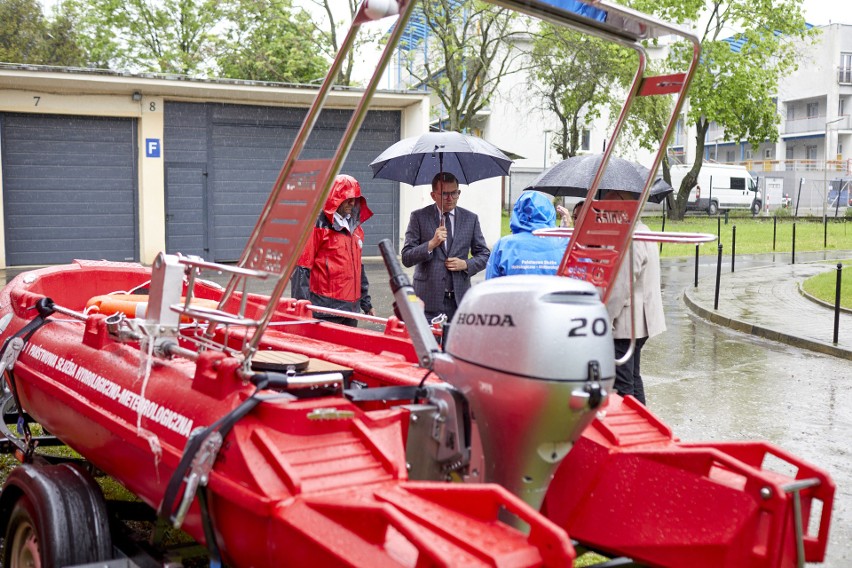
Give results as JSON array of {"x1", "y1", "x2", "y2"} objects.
[
  {"x1": 840, "y1": 53, "x2": 852, "y2": 84},
  {"x1": 764, "y1": 148, "x2": 773, "y2": 159},
  {"x1": 807, "y1": 102, "x2": 819, "y2": 118},
  {"x1": 581, "y1": 129, "x2": 590, "y2": 152},
  {"x1": 806, "y1": 145, "x2": 817, "y2": 160},
  {"x1": 731, "y1": 177, "x2": 746, "y2": 190},
  {"x1": 806, "y1": 144, "x2": 818, "y2": 170},
  {"x1": 726, "y1": 150, "x2": 736, "y2": 162}
]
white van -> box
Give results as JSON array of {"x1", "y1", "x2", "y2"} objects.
[{"x1": 669, "y1": 163, "x2": 761, "y2": 215}]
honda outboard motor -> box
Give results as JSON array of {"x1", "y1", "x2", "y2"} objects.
[{"x1": 434, "y1": 275, "x2": 615, "y2": 513}]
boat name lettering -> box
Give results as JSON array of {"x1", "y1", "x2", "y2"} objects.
[
  {"x1": 23, "y1": 344, "x2": 193, "y2": 437},
  {"x1": 26, "y1": 343, "x2": 58, "y2": 368},
  {"x1": 455, "y1": 313, "x2": 516, "y2": 327}
]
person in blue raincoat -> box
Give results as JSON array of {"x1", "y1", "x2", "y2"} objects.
[{"x1": 486, "y1": 191, "x2": 568, "y2": 279}]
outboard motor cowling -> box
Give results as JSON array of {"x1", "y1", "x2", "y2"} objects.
[{"x1": 434, "y1": 275, "x2": 615, "y2": 514}]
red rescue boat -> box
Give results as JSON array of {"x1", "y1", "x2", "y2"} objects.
[{"x1": 0, "y1": 0, "x2": 834, "y2": 567}]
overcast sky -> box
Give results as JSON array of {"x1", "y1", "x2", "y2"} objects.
[{"x1": 802, "y1": 0, "x2": 851, "y2": 25}]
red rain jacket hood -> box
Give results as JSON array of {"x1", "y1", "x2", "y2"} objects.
[{"x1": 322, "y1": 174, "x2": 373, "y2": 228}]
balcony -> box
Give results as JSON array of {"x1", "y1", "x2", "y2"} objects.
[{"x1": 784, "y1": 114, "x2": 852, "y2": 135}]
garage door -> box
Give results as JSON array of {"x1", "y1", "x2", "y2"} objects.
[
  {"x1": 164, "y1": 102, "x2": 400, "y2": 262},
  {"x1": 0, "y1": 113, "x2": 137, "y2": 265}
]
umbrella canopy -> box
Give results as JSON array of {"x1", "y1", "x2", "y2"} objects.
[
  {"x1": 370, "y1": 131, "x2": 513, "y2": 186},
  {"x1": 524, "y1": 153, "x2": 673, "y2": 203}
]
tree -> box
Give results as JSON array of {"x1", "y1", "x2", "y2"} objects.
[
  {"x1": 653, "y1": 0, "x2": 814, "y2": 219},
  {"x1": 0, "y1": 0, "x2": 86, "y2": 66},
  {"x1": 529, "y1": 24, "x2": 635, "y2": 159},
  {"x1": 42, "y1": 7, "x2": 87, "y2": 66},
  {"x1": 0, "y1": 0, "x2": 47, "y2": 63},
  {"x1": 303, "y1": 0, "x2": 381, "y2": 87},
  {"x1": 402, "y1": 0, "x2": 520, "y2": 132},
  {"x1": 217, "y1": 0, "x2": 327, "y2": 83},
  {"x1": 69, "y1": 0, "x2": 228, "y2": 75}
]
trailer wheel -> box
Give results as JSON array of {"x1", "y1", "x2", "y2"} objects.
[
  {"x1": 707, "y1": 201, "x2": 719, "y2": 216},
  {"x1": 4, "y1": 494, "x2": 43, "y2": 568},
  {"x1": 0, "y1": 464, "x2": 113, "y2": 567}
]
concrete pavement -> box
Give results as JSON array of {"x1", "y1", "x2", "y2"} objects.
[{"x1": 683, "y1": 251, "x2": 852, "y2": 361}]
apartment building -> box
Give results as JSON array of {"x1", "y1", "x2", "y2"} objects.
[{"x1": 670, "y1": 23, "x2": 852, "y2": 213}]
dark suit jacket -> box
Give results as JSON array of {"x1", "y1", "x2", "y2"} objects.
[{"x1": 401, "y1": 204, "x2": 490, "y2": 314}]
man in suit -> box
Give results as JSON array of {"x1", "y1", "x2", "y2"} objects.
[
  {"x1": 402, "y1": 172, "x2": 490, "y2": 321},
  {"x1": 603, "y1": 189, "x2": 665, "y2": 405}
]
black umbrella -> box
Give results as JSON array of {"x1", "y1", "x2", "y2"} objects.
[
  {"x1": 370, "y1": 131, "x2": 513, "y2": 186},
  {"x1": 524, "y1": 153, "x2": 673, "y2": 203}
]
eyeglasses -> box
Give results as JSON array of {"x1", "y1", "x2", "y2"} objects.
[{"x1": 441, "y1": 191, "x2": 461, "y2": 199}]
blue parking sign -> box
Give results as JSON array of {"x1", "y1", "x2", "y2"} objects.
[{"x1": 146, "y1": 138, "x2": 161, "y2": 158}]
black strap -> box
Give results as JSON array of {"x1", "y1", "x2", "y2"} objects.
[
  {"x1": 159, "y1": 377, "x2": 269, "y2": 528},
  {"x1": 343, "y1": 385, "x2": 424, "y2": 402},
  {"x1": 198, "y1": 488, "x2": 222, "y2": 567},
  {"x1": 1, "y1": 298, "x2": 56, "y2": 459}
]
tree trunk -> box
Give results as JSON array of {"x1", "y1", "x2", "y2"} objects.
[{"x1": 668, "y1": 119, "x2": 709, "y2": 220}]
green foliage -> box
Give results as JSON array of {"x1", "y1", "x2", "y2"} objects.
[
  {"x1": 68, "y1": 0, "x2": 229, "y2": 75},
  {"x1": 217, "y1": 0, "x2": 327, "y2": 83},
  {"x1": 659, "y1": 0, "x2": 815, "y2": 218},
  {"x1": 0, "y1": 0, "x2": 86, "y2": 65},
  {"x1": 0, "y1": 0, "x2": 47, "y2": 63},
  {"x1": 60, "y1": 0, "x2": 334, "y2": 80},
  {"x1": 529, "y1": 24, "x2": 635, "y2": 159},
  {"x1": 304, "y1": 0, "x2": 377, "y2": 86},
  {"x1": 404, "y1": 0, "x2": 519, "y2": 132}
]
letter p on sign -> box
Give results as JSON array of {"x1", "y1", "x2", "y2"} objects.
[{"x1": 146, "y1": 138, "x2": 161, "y2": 158}]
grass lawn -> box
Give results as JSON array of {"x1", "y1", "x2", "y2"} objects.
[
  {"x1": 801, "y1": 264, "x2": 852, "y2": 309},
  {"x1": 500, "y1": 210, "x2": 852, "y2": 307},
  {"x1": 501, "y1": 211, "x2": 852, "y2": 258}
]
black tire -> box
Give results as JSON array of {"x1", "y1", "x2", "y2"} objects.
[
  {"x1": 4, "y1": 495, "x2": 42, "y2": 568},
  {"x1": 751, "y1": 200, "x2": 761, "y2": 216},
  {"x1": 0, "y1": 464, "x2": 113, "y2": 567},
  {"x1": 707, "y1": 201, "x2": 719, "y2": 216}
]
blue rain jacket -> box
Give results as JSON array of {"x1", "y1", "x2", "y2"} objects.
[{"x1": 486, "y1": 191, "x2": 568, "y2": 279}]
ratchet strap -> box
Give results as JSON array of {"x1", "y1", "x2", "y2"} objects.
[
  {"x1": 159, "y1": 376, "x2": 270, "y2": 564},
  {"x1": 0, "y1": 298, "x2": 56, "y2": 460}
]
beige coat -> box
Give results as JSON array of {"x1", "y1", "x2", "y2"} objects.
[{"x1": 606, "y1": 222, "x2": 666, "y2": 340}]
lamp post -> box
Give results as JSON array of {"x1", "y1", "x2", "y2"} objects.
[
  {"x1": 823, "y1": 116, "x2": 844, "y2": 221},
  {"x1": 543, "y1": 129, "x2": 554, "y2": 170}
]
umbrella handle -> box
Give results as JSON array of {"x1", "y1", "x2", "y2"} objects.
[{"x1": 438, "y1": 150, "x2": 446, "y2": 221}]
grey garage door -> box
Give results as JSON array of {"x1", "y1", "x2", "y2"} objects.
[
  {"x1": 0, "y1": 113, "x2": 137, "y2": 265},
  {"x1": 164, "y1": 102, "x2": 400, "y2": 262}
]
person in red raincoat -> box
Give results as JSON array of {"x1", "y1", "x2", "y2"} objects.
[{"x1": 290, "y1": 175, "x2": 375, "y2": 327}]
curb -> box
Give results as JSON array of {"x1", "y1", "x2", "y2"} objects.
[
  {"x1": 682, "y1": 288, "x2": 852, "y2": 361},
  {"x1": 797, "y1": 283, "x2": 852, "y2": 315}
]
